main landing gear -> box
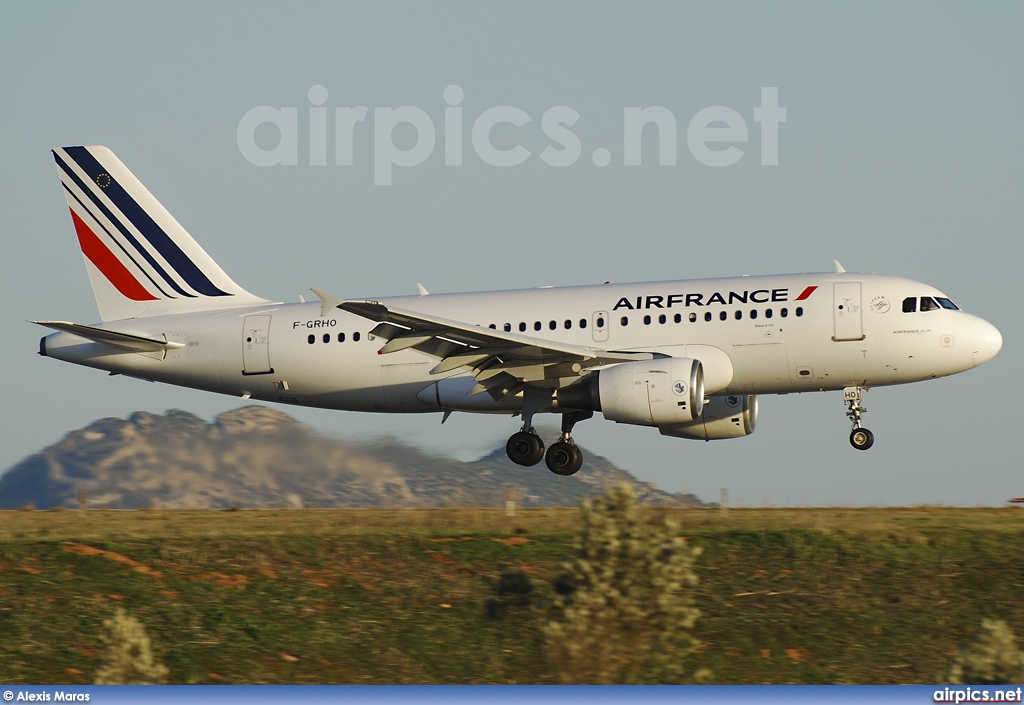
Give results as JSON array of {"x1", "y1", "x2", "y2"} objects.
[
  {"x1": 505, "y1": 410, "x2": 592, "y2": 476},
  {"x1": 844, "y1": 386, "x2": 874, "y2": 450},
  {"x1": 506, "y1": 429, "x2": 544, "y2": 467}
]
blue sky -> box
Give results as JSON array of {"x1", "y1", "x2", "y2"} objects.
[{"x1": 2, "y1": 2, "x2": 1021, "y2": 505}]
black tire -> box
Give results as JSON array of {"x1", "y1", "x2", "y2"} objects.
[
  {"x1": 506, "y1": 432, "x2": 544, "y2": 466},
  {"x1": 545, "y1": 441, "x2": 584, "y2": 476},
  {"x1": 850, "y1": 427, "x2": 874, "y2": 450}
]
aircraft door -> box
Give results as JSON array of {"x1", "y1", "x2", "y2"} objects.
[
  {"x1": 592, "y1": 311, "x2": 609, "y2": 342},
  {"x1": 242, "y1": 315, "x2": 274, "y2": 374},
  {"x1": 833, "y1": 282, "x2": 864, "y2": 341}
]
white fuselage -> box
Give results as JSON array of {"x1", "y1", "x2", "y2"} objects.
[{"x1": 40, "y1": 271, "x2": 1002, "y2": 417}]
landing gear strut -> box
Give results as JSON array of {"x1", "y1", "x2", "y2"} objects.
[
  {"x1": 844, "y1": 386, "x2": 874, "y2": 450},
  {"x1": 506, "y1": 389, "x2": 548, "y2": 467},
  {"x1": 544, "y1": 411, "x2": 592, "y2": 476}
]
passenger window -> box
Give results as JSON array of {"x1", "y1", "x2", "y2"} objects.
[
  {"x1": 620, "y1": 316, "x2": 629, "y2": 326},
  {"x1": 902, "y1": 297, "x2": 917, "y2": 313},
  {"x1": 643, "y1": 315, "x2": 652, "y2": 325},
  {"x1": 750, "y1": 309, "x2": 758, "y2": 320},
  {"x1": 659, "y1": 314, "x2": 667, "y2": 324},
  {"x1": 780, "y1": 308, "x2": 788, "y2": 318},
  {"x1": 674, "y1": 313, "x2": 682, "y2": 323},
  {"x1": 504, "y1": 323, "x2": 511, "y2": 332},
  {"x1": 548, "y1": 320, "x2": 555, "y2": 330},
  {"x1": 323, "y1": 333, "x2": 330, "y2": 343},
  {"x1": 689, "y1": 313, "x2": 697, "y2": 323},
  {"x1": 704, "y1": 312, "x2": 712, "y2": 322},
  {"x1": 580, "y1": 318, "x2": 588, "y2": 329},
  {"x1": 765, "y1": 308, "x2": 773, "y2": 319},
  {"x1": 353, "y1": 332, "x2": 361, "y2": 341},
  {"x1": 519, "y1": 322, "x2": 527, "y2": 332},
  {"x1": 307, "y1": 334, "x2": 315, "y2": 345},
  {"x1": 734, "y1": 310, "x2": 742, "y2": 320},
  {"x1": 338, "y1": 333, "x2": 345, "y2": 343},
  {"x1": 719, "y1": 311, "x2": 727, "y2": 321},
  {"x1": 564, "y1": 319, "x2": 572, "y2": 329},
  {"x1": 796, "y1": 307, "x2": 804, "y2": 317},
  {"x1": 534, "y1": 321, "x2": 542, "y2": 331},
  {"x1": 489, "y1": 324, "x2": 496, "y2": 329},
  {"x1": 920, "y1": 297, "x2": 940, "y2": 312}
]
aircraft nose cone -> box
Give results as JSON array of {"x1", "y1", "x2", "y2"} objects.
[{"x1": 971, "y1": 319, "x2": 1002, "y2": 367}]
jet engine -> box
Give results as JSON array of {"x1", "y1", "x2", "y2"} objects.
[
  {"x1": 557, "y1": 358, "x2": 704, "y2": 426},
  {"x1": 659, "y1": 394, "x2": 758, "y2": 440}
]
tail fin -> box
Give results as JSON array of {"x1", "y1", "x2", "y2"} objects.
[{"x1": 53, "y1": 146, "x2": 269, "y2": 321}]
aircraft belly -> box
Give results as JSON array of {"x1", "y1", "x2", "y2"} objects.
[{"x1": 380, "y1": 360, "x2": 436, "y2": 412}]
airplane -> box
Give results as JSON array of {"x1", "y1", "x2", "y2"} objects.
[{"x1": 34, "y1": 146, "x2": 1003, "y2": 476}]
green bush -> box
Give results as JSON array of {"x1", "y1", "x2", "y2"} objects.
[
  {"x1": 544, "y1": 483, "x2": 709, "y2": 683},
  {"x1": 945, "y1": 619, "x2": 1024, "y2": 685},
  {"x1": 486, "y1": 566, "x2": 535, "y2": 619},
  {"x1": 94, "y1": 608, "x2": 169, "y2": 685}
]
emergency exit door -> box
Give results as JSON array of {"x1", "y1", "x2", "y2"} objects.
[
  {"x1": 833, "y1": 282, "x2": 864, "y2": 341},
  {"x1": 242, "y1": 315, "x2": 274, "y2": 374}
]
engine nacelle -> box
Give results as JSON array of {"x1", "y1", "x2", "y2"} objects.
[
  {"x1": 558, "y1": 358, "x2": 704, "y2": 426},
  {"x1": 659, "y1": 394, "x2": 758, "y2": 440}
]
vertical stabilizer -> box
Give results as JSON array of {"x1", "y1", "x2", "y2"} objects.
[{"x1": 53, "y1": 146, "x2": 269, "y2": 321}]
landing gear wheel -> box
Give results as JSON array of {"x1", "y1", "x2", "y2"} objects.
[
  {"x1": 506, "y1": 432, "x2": 544, "y2": 466},
  {"x1": 545, "y1": 441, "x2": 584, "y2": 476},
  {"x1": 843, "y1": 387, "x2": 874, "y2": 451},
  {"x1": 850, "y1": 427, "x2": 874, "y2": 451}
]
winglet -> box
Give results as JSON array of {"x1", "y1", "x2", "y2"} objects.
[
  {"x1": 834, "y1": 260, "x2": 846, "y2": 273},
  {"x1": 417, "y1": 283, "x2": 429, "y2": 296},
  {"x1": 311, "y1": 288, "x2": 345, "y2": 318}
]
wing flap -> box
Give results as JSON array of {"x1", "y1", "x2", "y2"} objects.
[{"x1": 320, "y1": 293, "x2": 655, "y2": 389}]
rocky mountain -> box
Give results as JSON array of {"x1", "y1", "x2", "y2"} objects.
[{"x1": 0, "y1": 407, "x2": 707, "y2": 510}]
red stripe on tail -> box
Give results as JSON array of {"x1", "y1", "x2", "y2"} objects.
[
  {"x1": 795, "y1": 286, "x2": 818, "y2": 301},
  {"x1": 70, "y1": 209, "x2": 157, "y2": 301}
]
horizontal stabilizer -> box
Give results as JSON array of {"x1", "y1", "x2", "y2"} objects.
[{"x1": 32, "y1": 320, "x2": 183, "y2": 353}]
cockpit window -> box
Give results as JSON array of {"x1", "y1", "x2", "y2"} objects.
[{"x1": 904, "y1": 295, "x2": 959, "y2": 313}]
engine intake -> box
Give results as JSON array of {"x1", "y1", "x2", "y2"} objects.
[{"x1": 558, "y1": 358, "x2": 704, "y2": 426}]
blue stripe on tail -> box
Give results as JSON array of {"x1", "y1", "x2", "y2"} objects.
[{"x1": 62, "y1": 147, "x2": 231, "y2": 297}]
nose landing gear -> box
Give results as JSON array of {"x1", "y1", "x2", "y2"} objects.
[{"x1": 844, "y1": 386, "x2": 874, "y2": 450}]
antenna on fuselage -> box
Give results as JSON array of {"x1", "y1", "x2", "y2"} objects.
[{"x1": 834, "y1": 260, "x2": 846, "y2": 273}]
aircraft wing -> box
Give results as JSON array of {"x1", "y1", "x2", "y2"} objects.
[
  {"x1": 313, "y1": 289, "x2": 654, "y2": 398},
  {"x1": 31, "y1": 321, "x2": 184, "y2": 353}
]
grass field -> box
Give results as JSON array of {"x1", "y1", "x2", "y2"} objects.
[{"x1": 1, "y1": 506, "x2": 1022, "y2": 684}]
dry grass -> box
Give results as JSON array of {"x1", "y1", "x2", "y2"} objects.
[
  {"x1": 1, "y1": 506, "x2": 1020, "y2": 542},
  {"x1": 1, "y1": 505, "x2": 1023, "y2": 684}
]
